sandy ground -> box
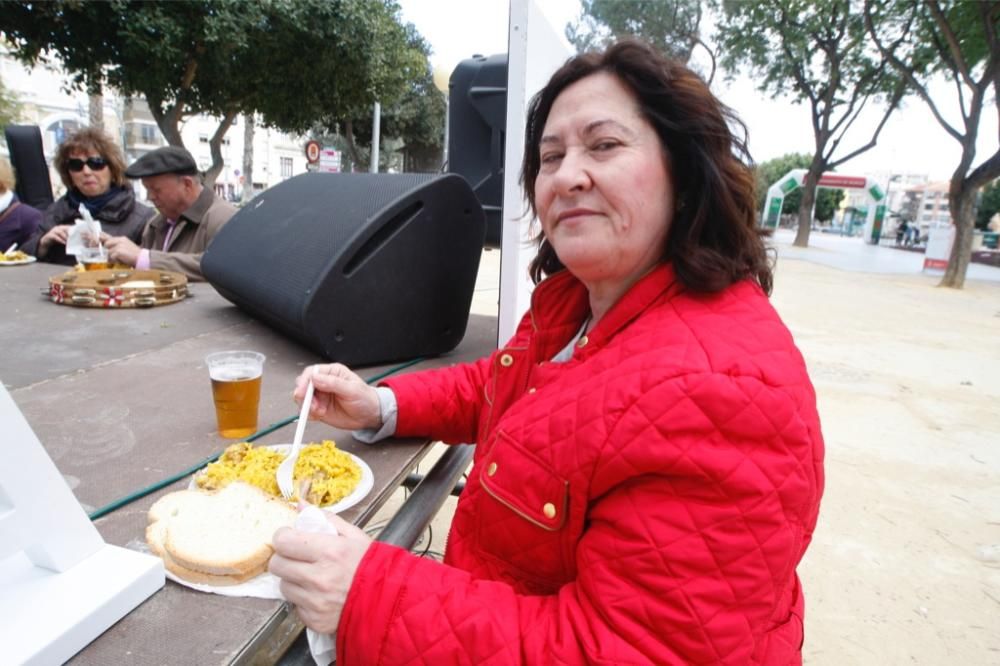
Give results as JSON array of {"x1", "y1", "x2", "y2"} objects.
[{"x1": 372, "y1": 234, "x2": 1000, "y2": 664}]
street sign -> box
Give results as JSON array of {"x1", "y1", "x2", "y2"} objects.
[
  {"x1": 305, "y1": 140, "x2": 321, "y2": 164},
  {"x1": 319, "y1": 148, "x2": 341, "y2": 173}
]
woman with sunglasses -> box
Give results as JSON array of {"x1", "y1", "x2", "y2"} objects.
[{"x1": 24, "y1": 127, "x2": 154, "y2": 265}]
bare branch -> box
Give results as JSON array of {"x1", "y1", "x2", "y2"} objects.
[
  {"x1": 924, "y1": 0, "x2": 975, "y2": 88},
  {"x1": 864, "y1": 0, "x2": 964, "y2": 142},
  {"x1": 828, "y1": 81, "x2": 906, "y2": 169}
]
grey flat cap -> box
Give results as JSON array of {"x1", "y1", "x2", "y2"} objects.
[{"x1": 125, "y1": 146, "x2": 199, "y2": 178}]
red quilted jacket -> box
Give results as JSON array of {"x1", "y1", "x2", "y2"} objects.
[{"x1": 337, "y1": 264, "x2": 824, "y2": 664}]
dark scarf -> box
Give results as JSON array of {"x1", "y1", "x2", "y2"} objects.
[{"x1": 68, "y1": 186, "x2": 125, "y2": 217}]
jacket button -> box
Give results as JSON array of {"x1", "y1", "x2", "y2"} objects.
[
  {"x1": 577, "y1": 335, "x2": 589, "y2": 348},
  {"x1": 527, "y1": 387, "x2": 536, "y2": 394},
  {"x1": 487, "y1": 462, "x2": 497, "y2": 476},
  {"x1": 500, "y1": 353, "x2": 514, "y2": 367},
  {"x1": 543, "y1": 502, "x2": 556, "y2": 519}
]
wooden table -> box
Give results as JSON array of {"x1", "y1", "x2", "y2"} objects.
[{"x1": 1, "y1": 262, "x2": 496, "y2": 664}]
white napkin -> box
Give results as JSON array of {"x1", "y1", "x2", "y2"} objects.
[
  {"x1": 294, "y1": 505, "x2": 338, "y2": 666},
  {"x1": 65, "y1": 206, "x2": 104, "y2": 259}
]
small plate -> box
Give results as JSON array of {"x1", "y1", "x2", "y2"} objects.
[
  {"x1": 0, "y1": 255, "x2": 37, "y2": 266},
  {"x1": 189, "y1": 444, "x2": 374, "y2": 514}
]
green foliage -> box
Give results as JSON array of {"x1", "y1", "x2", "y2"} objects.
[
  {"x1": 328, "y1": 25, "x2": 445, "y2": 172},
  {"x1": 976, "y1": 179, "x2": 1000, "y2": 230},
  {"x1": 566, "y1": 0, "x2": 704, "y2": 63},
  {"x1": 0, "y1": 0, "x2": 436, "y2": 176},
  {"x1": 756, "y1": 153, "x2": 845, "y2": 222}
]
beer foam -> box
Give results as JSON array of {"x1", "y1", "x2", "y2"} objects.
[{"x1": 209, "y1": 366, "x2": 262, "y2": 382}]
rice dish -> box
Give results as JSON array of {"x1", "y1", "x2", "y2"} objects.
[{"x1": 195, "y1": 440, "x2": 362, "y2": 506}]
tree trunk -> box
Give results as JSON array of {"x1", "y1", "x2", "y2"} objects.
[
  {"x1": 940, "y1": 177, "x2": 974, "y2": 288},
  {"x1": 204, "y1": 109, "x2": 238, "y2": 188},
  {"x1": 795, "y1": 167, "x2": 821, "y2": 247},
  {"x1": 242, "y1": 114, "x2": 255, "y2": 203},
  {"x1": 344, "y1": 120, "x2": 364, "y2": 172},
  {"x1": 88, "y1": 93, "x2": 104, "y2": 130}
]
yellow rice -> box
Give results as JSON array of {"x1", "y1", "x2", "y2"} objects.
[{"x1": 195, "y1": 440, "x2": 362, "y2": 506}]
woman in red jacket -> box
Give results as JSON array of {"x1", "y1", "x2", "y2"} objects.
[{"x1": 271, "y1": 39, "x2": 825, "y2": 665}]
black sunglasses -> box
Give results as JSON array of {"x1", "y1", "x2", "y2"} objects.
[{"x1": 67, "y1": 157, "x2": 109, "y2": 172}]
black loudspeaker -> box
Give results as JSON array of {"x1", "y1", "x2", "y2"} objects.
[
  {"x1": 4, "y1": 125, "x2": 54, "y2": 209},
  {"x1": 201, "y1": 172, "x2": 486, "y2": 367},
  {"x1": 448, "y1": 54, "x2": 507, "y2": 248}
]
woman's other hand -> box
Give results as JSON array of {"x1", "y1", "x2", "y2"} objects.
[
  {"x1": 295, "y1": 364, "x2": 382, "y2": 430},
  {"x1": 38, "y1": 224, "x2": 71, "y2": 254},
  {"x1": 269, "y1": 513, "x2": 373, "y2": 634}
]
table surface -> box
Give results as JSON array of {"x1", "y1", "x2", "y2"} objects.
[{"x1": 1, "y1": 262, "x2": 496, "y2": 664}]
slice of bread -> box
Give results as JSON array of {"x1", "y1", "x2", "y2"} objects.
[{"x1": 146, "y1": 482, "x2": 297, "y2": 583}]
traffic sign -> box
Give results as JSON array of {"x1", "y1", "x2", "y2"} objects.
[{"x1": 305, "y1": 140, "x2": 321, "y2": 164}]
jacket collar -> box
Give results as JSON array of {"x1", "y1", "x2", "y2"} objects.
[
  {"x1": 150, "y1": 185, "x2": 214, "y2": 230},
  {"x1": 529, "y1": 263, "x2": 681, "y2": 353}
]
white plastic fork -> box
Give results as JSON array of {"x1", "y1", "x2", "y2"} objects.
[{"x1": 277, "y1": 375, "x2": 314, "y2": 500}]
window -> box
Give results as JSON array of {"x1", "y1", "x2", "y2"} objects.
[
  {"x1": 280, "y1": 157, "x2": 293, "y2": 178},
  {"x1": 140, "y1": 124, "x2": 158, "y2": 144}
]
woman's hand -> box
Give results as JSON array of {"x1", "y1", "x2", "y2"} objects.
[
  {"x1": 294, "y1": 364, "x2": 382, "y2": 430},
  {"x1": 103, "y1": 235, "x2": 141, "y2": 266},
  {"x1": 269, "y1": 513, "x2": 373, "y2": 634},
  {"x1": 38, "y1": 224, "x2": 71, "y2": 254}
]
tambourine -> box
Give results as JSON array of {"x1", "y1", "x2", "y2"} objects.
[{"x1": 45, "y1": 269, "x2": 188, "y2": 308}]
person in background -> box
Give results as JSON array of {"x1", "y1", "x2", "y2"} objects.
[
  {"x1": 101, "y1": 146, "x2": 236, "y2": 281},
  {"x1": 0, "y1": 157, "x2": 42, "y2": 251},
  {"x1": 270, "y1": 39, "x2": 826, "y2": 664},
  {"x1": 23, "y1": 127, "x2": 153, "y2": 265}
]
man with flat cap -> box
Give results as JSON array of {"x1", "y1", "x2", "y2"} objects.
[{"x1": 102, "y1": 146, "x2": 236, "y2": 281}]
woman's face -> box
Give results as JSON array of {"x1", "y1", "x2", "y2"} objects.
[
  {"x1": 534, "y1": 72, "x2": 674, "y2": 287},
  {"x1": 68, "y1": 149, "x2": 112, "y2": 198}
]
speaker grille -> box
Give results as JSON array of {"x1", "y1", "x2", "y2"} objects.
[{"x1": 202, "y1": 172, "x2": 486, "y2": 366}]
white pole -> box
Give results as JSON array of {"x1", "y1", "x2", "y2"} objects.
[{"x1": 370, "y1": 101, "x2": 381, "y2": 173}]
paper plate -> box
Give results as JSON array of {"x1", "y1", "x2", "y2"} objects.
[{"x1": 0, "y1": 255, "x2": 36, "y2": 266}]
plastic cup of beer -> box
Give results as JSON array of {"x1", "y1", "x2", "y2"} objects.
[
  {"x1": 206, "y1": 351, "x2": 265, "y2": 439},
  {"x1": 80, "y1": 245, "x2": 109, "y2": 271}
]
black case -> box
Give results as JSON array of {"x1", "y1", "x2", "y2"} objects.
[{"x1": 448, "y1": 54, "x2": 508, "y2": 248}]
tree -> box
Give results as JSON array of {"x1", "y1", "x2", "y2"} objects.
[
  {"x1": 0, "y1": 0, "x2": 427, "y2": 185},
  {"x1": 976, "y1": 179, "x2": 1000, "y2": 230},
  {"x1": 566, "y1": 0, "x2": 716, "y2": 82},
  {"x1": 756, "y1": 153, "x2": 845, "y2": 222},
  {"x1": 865, "y1": 0, "x2": 1000, "y2": 288},
  {"x1": 317, "y1": 26, "x2": 445, "y2": 173},
  {"x1": 717, "y1": 0, "x2": 908, "y2": 248}
]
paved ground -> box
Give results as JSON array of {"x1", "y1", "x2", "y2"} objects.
[{"x1": 372, "y1": 233, "x2": 1000, "y2": 663}]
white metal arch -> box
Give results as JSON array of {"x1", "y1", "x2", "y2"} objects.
[{"x1": 761, "y1": 168, "x2": 887, "y2": 244}]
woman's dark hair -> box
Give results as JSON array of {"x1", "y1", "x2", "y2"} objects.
[
  {"x1": 54, "y1": 126, "x2": 129, "y2": 191},
  {"x1": 522, "y1": 38, "x2": 773, "y2": 295}
]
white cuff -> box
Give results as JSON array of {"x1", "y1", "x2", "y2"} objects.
[{"x1": 353, "y1": 386, "x2": 398, "y2": 443}]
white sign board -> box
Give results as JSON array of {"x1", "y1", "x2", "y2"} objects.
[
  {"x1": 319, "y1": 148, "x2": 341, "y2": 173},
  {"x1": 498, "y1": 0, "x2": 574, "y2": 344},
  {"x1": 0, "y1": 383, "x2": 163, "y2": 664}
]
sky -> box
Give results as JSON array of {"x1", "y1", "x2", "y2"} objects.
[{"x1": 397, "y1": 0, "x2": 998, "y2": 186}]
